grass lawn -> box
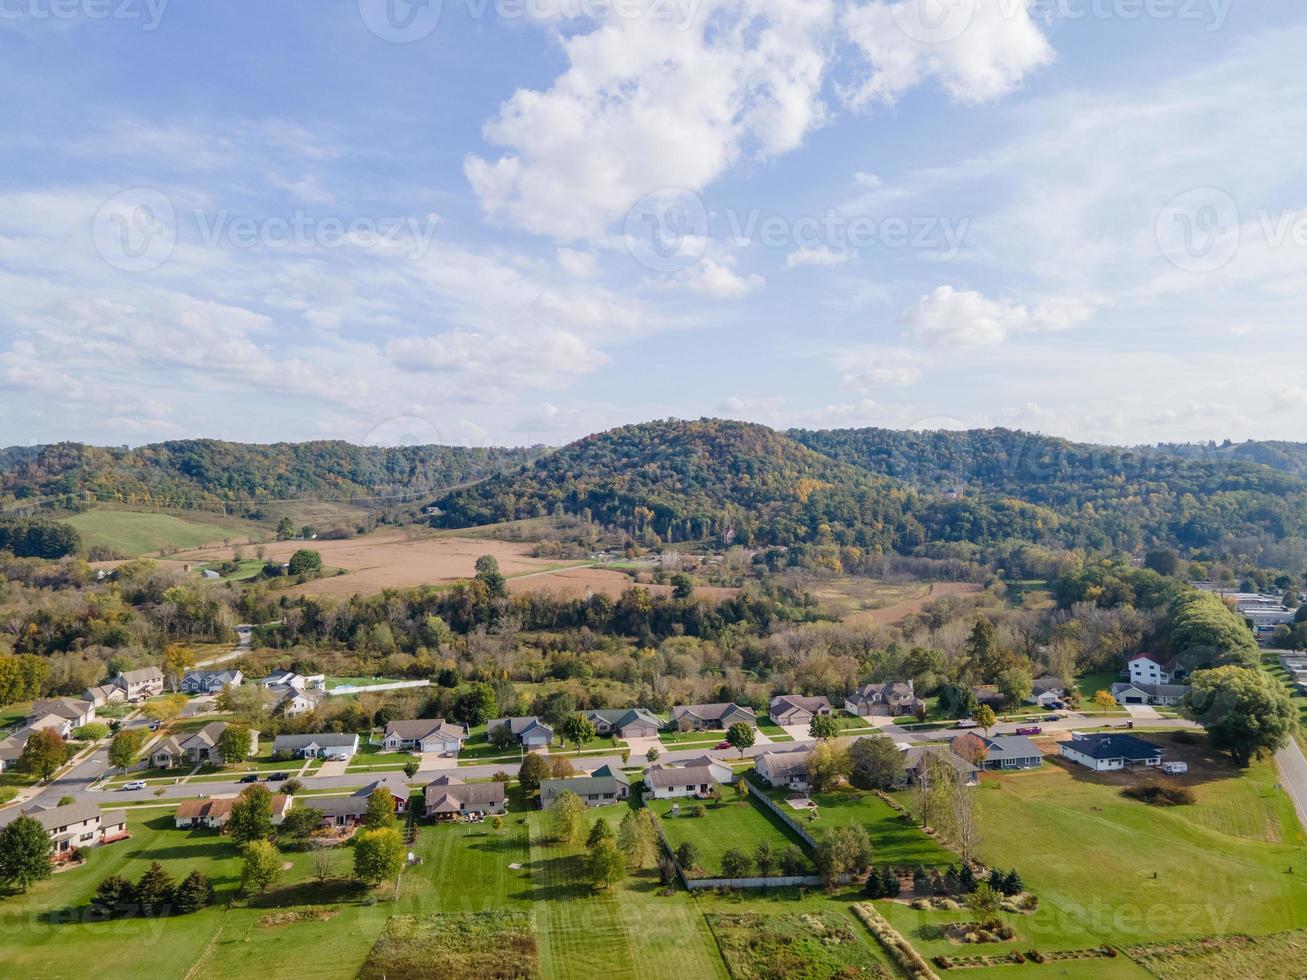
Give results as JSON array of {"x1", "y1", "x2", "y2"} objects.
[
  {"x1": 199, "y1": 558, "x2": 268, "y2": 582},
  {"x1": 707, "y1": 909, "x2": 891, "y2": 978},
  {"x1": 324, "y1": 676, "x2": 401, "y2": 691},
  {"x1": 0, "y1": 700, "x2": 32, "y2": 732},
  {"x1": 66, "y1": 508, "x2": 261, "y2": 557},
  {"x1": 659, "y1": 729, "x2": 729, "y2": 747},
  {"x1": 646, "y1": 794, "x2": 814, "y2": 878},
  {"x1": 1077, "y1": 670, "x2": 1129, "y2": 710}
]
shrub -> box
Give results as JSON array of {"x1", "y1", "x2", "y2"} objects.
[{"x1": 1123, "y1": 782, "x2": 1195, "y2": 806}]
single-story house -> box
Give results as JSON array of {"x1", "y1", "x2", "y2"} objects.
[
  {"x1": 668, "y1": 703, "x2": 756, "y2": 732},
  {"x1": 487, "y1": 716, "x2": 554, "y2": 748},
  {"x1": 540, "y1": 765, "x2": 630, "y2": 808},
  {"x1": 951, "y1": 732, "x2": 1043, "y2": 771},
  {"x1": 0, "y1": 730, "x2": 31, "y2": 773},
  {"x1": 151, "y1": 722, "x2": 259, "y2": 768},
  {"x1": 255, "y1": 671, "x2": 325, "y2": 691},
  {"x1": 23, "y1": 712, "x2": 78, "y2": 739},
  {"x1": 1059, "y1": 732, "x2": 1164, "y2": 772},
  {"x1": 175, "y1": 793, "x2": 292, "y2": 830},
  {"x1": 1027, "y1": 676, "x2": 1067, "y2": 707},
  {"x1": 28, "y1": 698, "x2": 96, "y2": 732},
  {"x1": 583, "y1": 707, "x2": 663, "y2": 739},
  {"x1": 180, "y1": 669, "x2": 243, "y2": 695},
  {"x1": 424, "y1": 774, "x2": 508, "y2": 820},
  {"x1": 844, "y1": 682, "x2": 923, "y2": 717},
  {"x1": 272, "y1": 732, "x2": 359, "y2": 760},
  {"x1": 27, "y1": 800, "x2": 128, "y2": 857},
  {"x1": 644, "y1": 763, "x2": 731, "y2": 800},
  {"x1": 899, "y1": 744, "x2": 979, "y2": 787},
  {"x1": 313, "y1": 777, "x2": 411, "y2": 827},
  {"x1": 970, "y1": 686, "x2": 1006, "y2": 710},
  {"x1": 768, "y1": 695, "x2": 833, "y2": 726},
  {"x1": 1109, "y1": 682, "x2": 1190, "y2": 707},
  {"x1": 83, "y1": 683, "x2": 127, "y2": 708},
  {"x1": 754, "y1": 748, "x2": 812, "y2": 790},
  {"x1": 381, "y1": 719, "x2": 465, "y2": 755}
]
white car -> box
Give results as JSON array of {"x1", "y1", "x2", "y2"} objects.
[{"x1": 122, "y1": 780, "x2": 147, "y2": 791}]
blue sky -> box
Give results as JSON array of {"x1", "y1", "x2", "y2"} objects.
[{"x1": 1, "y1": 0, "x2": 1304, "y2": 449}]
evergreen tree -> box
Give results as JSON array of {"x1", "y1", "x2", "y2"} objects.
[
  {"x1": 864, "y1": 868, "x2": 885, "y2": 898},
  {"x1": 959, "y1": 863, "x2": 977, "y2": 894},
  {"x1": 91, "y1": 874, "x2": 135, "y2": 917},
  {"x1": 134, "y1": 862, "x2": 175, "y2": 913},
  {"x1": 1002, "y1": 868, "x2": 1023, "y2": 896},
  {"x1": 173, "y1": 870, "x2": 214, "y2": 913},
  {"x1": 586, "y1": 817, "x2": 613, "y2": 849},
  {"x1": 884, "y1": 867, "x2": 902, "y2": 897},
  {"x1": 913, "y1": 866, "x2": 931, "y2": 895}
]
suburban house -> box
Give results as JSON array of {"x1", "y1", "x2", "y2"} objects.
[
  {"x1": 643, "y1": 757, "x2": 734, "y2": 799},
  {"x1": 844, "y1": 681, "x2": 924, "y2": 718},
  {"x1": 487, "y1": 716, "x2": 554, "y2": 748},
  {"x1": 256, "y1": 671, "x2": 325, "y2": 716},
  {"x1": 754, "y1": 747, "x2": 812, "y2": 790},
  {"x1": 583, "y1": 707, "x2": 663, "y2": 739},
  {"x1": 768, "y1": 695, "x2": 833, "y2": 726},
  {"x1": 28, "y1": 800, "x2": 129, "y2": 858},
  {"x1": 104, "y1": 667, "x2": 165, "y2": 702},
  {"x1": 272, "y1": 732, "x2": 359, "y2": 760},
  {"x1": 424, "y1": 774, "x2": 508, "y2": 820},
  {"x1": 668, "y1": 702, "x2": 756, "y2": 732},
  {"x1": 83, "y1": 682, "x2": 127, "y2": 708},
  {"x1": 314, "y1": 777, "x2": 411, "y2": 827},
  {"x1": 970, "y1": 686, "x2": 1006, "y2": 710},
  {"x1": 539, "y1": 764, "x2": 630, "y2": 808},
  {"x1": 151, "y1": 722, "x2": 259, "y2": 768},
  {"x1": 27, "y1": 698, "x2": 96, "y2": 734},
  {"x1": 951, "y1": 732, "x2": 1044, "y2": 771},
  {"x1": 1126, "y1": 653, "x2": 1186, "y2": 686},
  {"x1": 380, "y1": 719, "x2": 465, "y2": 755},
  {"x1": 899, "y1": 744, "x2": 980, "y2": 787},
  {"x1": 0, "y1": 731, "x2": 30, "y2": 772},
  {"x1": 1027, "y1": 676, "x2": 1067, "y2": 707},
  {"x1": 1059, "y1": 731, "x2": 1164, "y2": 771},
  {"x1": 179, "y1": 669, "x2": 244, "y2": 695},
  {"x1": 1109, "y1": 681, "x2": 1190, "y2": 707},
  {"x1": 255, "y1": 670, "x2": 325, "y2": 691},
  {"x1": 175, "y1": 794, "x2": 292, "y2": 830}
]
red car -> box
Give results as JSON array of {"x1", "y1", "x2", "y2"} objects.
[
  {"x1": 1015, "y1": 725, "x2": 1042, "y2": 736},
  {"x1": 715, "y1": 741, "x2": 732, "y2": 750}
]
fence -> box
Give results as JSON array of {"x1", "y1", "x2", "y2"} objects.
[
  {"x1": 324, "y1": 679, "x2": 431, "y2": 696},
  {"x1": 744, "y1": 774, "x2": 818, "y2": 848}
]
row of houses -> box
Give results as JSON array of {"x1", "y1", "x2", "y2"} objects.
[{"x1": 0, "y1": 698, "x2": 101, "y2": 774}]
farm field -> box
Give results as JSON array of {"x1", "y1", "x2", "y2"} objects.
[
  {"x1": 506, "y1": 565, "x2": 740, "y2": 602},
  {"x1": 808, "y1": 577, "x2": 983, "y2": 626},
  {"x1": 68, "y1": 508, "x2": 263, "y2": 557}
]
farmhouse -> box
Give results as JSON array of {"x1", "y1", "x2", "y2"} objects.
[
  {"x1": 539, "y1": 764, "x2": 630, "y2": 808},
  {"x1": 174, "y1": 793, "x2": 292, "y2": 830},
  {"x1": 768, "y1": 695, "x2": 833, "y2": 726},
  {"x1": 951, "y1": 732, "x2": 1043, "y2": 771},
  {"x1": 1059, "y1": 731, "x2": 1164, "y2": 771},
  {"x1": 272, "y1": 732, "x2": 359, "y2": 760},
  {"x1": 1110, "y1": 681, "x2": 1190, "y2": 707},
  {"x1": 583, "y1": 707, "x2": 663, "y2": 739},
  {"x1": 487, "y1": 716, "x2": 554, "y2": 748},
  {"x1": 644, "y1": 758, "x2": 734, "y2": 799},
  {"x1": 668, "y1": 702, "x2": 756, "y2": 732},
  {"x1": 899, "y1": 744, "x2": 979, "y2": 787},
  {"x1": 381, "y1": 719, "x2": 465, "y2": 755},
  {"x1": 754, "y1": 747, "x2": 811, "y2": 790},
  {"x1": 1027, "y1": 676, "x2": 1067, "y2": 707},
  {"x1": 424, "y1": 774, "x2": 508, "y2": 820},
  {"x1": 179, "y1": 669, "x2": 243, "y2": 695},
  {"x1": 844, "y1": 681, "x2": 923, "y2": 717},
  {"x1": 151, "y1": 722, "x2": 259, "y2": 768},
  {"x1": 27, "y1": 800, "x2": 128, "y2": 858}
]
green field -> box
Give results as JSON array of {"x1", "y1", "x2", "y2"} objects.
[
  {"x1": 647, "y1": 793, "x2": 814, "y2": 878},
  {"x1": 67, "y1": 508, "x2": 262, "y2": 557}
]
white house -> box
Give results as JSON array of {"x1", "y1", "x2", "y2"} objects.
[
  {"x1": 1058, "y1": 732, "x2": 1164, "y2": 772},
  {"x1": 27, "y1": 801, "x2": 128, "y2": 858},
  {"x1": 1127, "y1": 653, "x2": 1183, "y2": 686},
  {"x1": 643, "y1": 758, "x2": 734, "y2": 799},
  {"x1": 272, "y1": 732, "x2": 359, "y2": 759},
  {"x1": 1109, "y1": 681, "x2": 1189, "y2": 707},
  {"x1": 754, "y1": 748, "x2": 811, "y2": 790}
]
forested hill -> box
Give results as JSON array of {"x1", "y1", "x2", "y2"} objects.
[
  {"x1": 1146, "y1": 440, "x2": 1307, "y2": 480},
  {"x1": 432, "y1": 420, "x2": 1307, "y2": 554},
  {"x1": 0, "y1": 440, "x2": 540, "y2": 511}
]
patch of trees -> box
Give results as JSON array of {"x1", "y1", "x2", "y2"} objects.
[
  {"x1": 0, "y1": 518, "x2": 80, "y2": 558},
  {"x1": 92, "y1": 865, "x2": 213, "y2": 917}
]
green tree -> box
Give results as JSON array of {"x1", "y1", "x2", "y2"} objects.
[
  {"x1": 645, "y1": 746, "x2": 660, "y2": 763},
  {"x1": 813, "y1": 825, "x2": 872, "y2": 885},
  {"x1": 754, "y1": 839, "x2": 774, "y2": 877},
  {"x1": 588, "y1": 837, "x2": 627, "y2": 890},
  {"x1": 670, "y1": 574, "x2": 694, "y2": 599},
  {"x1": 474, "y1": 554, "x2": 507, "y2": 597},
  {"x1": 453, "y1": 682, "x2": 498, "y2": 727},
  {"x1": 73, "y1": 722, "x2": 111, "y2": 742},
  {"x1": 108, "y1": 728, "x2": 145, "y2": 770},
  {"x1": 134, "y1": 861, "x2": 175, "y2": 913},
  {"x1": 518, "y1": 753, "x2": 550, "y2": 793},
  {"x1": 548, "y1": 790, "x2": 586, "y2": 843},
  {"x1": 276, "y1": 517, "x2": 296, "y2": 540},
  {"x1": 0, "y1": 816, "x2": 53, "y2": 892},
  {"x1": 403, "y1": 759, "x2": 420, "y2": 779},
  {"x1": 967, "y1": 881, "x2": 1003, "y2": 921},
  {"x1": 726, "y1": 721, "x2": 755, "y2": 757},
  {"x1": 216, "y1": 724, "x2": 253, "y2": 767},
  {"x1": 996, "y1": 666, "x2": 1033, "y2": 710},
  {"x1": 674, "y1": 841, "x2": 700, "y2": 871},
  {"x1": 228, "y1": 785, "x2": 275, "y2": 844},
  {"x1": 1184, "y1": 666, "x2": 1298, "y2": 766},
  {"x1": 91, "y1": 874, "x2": 135, "y2": 916},
  {"x1": 808, "y1": 714, "x2": 840, "y2": 740},
  {"x1": 617, "y1": 809, "x2": 659, "y2": 869},
  {"x1": 19, "y1": 728, "x2": 69, "y2": 781},
  {"x1": 353, "y1": 827, "x2": 405, "y2": 885},
  {"x1": 364, "y1": 787, "x2": 397, "y2": 829},
  {"x1": 849, "y1": 735, "x2": 904, "y2": 791},
  {"x1": 808, "y1": 740, "x2": 852, "y2": 791},
  {"x1": 240, "y1": 840, "x2": 282, "y2": 894},
  {"x1": 279, "y1": 805, "x2": 324, "y2": 841},
  {"x1": 777, "y1": 846, "x2": 806, "y2": 876},
  {"x1": 586, "y1": 817, "x2": 613, "y2": 849},
  {"x1": 287, "y1": 549, "x2": 323, "y2": 575},
  {"x1": 560, "y1": 714, "x2": 597, "y2": 754},
  {"x1": 965, "y1": 619, "x2": 1004, "y2": 681},
  {"x1": 973, "y1": 704, "x2": 997, "y2": 735},
  {"x1": 720, "y1": 847, "x2": 751, "y2": 879}
]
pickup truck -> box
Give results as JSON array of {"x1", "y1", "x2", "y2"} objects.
[
  {"x1": 953, "y1": 719, "x2": 978, "y2": 729},
  {"x1": 1015, "y1": 725, "x2": 1042, "y2": 736}
]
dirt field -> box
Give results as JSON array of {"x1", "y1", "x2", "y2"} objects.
[{"x1": 811, "y1": 577, "x2": 983, "y2": 625}]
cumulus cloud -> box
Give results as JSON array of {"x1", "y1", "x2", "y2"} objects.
[
  {"x1": 680, "y1": 258, "x2": 765, "y2": 298},
  {"x1": 842, "y1": 0, "x2": 1053, "y2": 106},
  {"x1": 902, "y1": 285, "x2": 1095, "y2": 347},
  {"x1": 838, "y1": 346, "x2": 925, "y2": 390},
  {"x1": 786, "y1": 245, "x2": 852, "y2": 269}
]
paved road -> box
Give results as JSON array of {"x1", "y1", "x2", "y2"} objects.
[{"x1": 1276, "y1": 738, "x2": 1307, "y2": 831}]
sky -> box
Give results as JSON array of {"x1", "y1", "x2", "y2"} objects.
[{"x1": 1, "y1": 0, "x2": 1305, "y2": 450}]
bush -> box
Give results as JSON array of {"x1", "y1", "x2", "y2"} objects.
[{"x1": 1123, "y1": 782, "x2": 1195, "y2": 806}]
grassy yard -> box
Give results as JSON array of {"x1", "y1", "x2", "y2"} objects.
[
  {"x1": 646, "y1": 794, "x2": 814, "y2": 878},
  {"x1": 66, "y1": 508, "x2": 262, "y2": 557},
  {"x1": 1077, "y1": 670, "x2": 1129, "y2": 710},
  {"x1": 324, "y1": 676, "x2": 401, "y2": 691}
]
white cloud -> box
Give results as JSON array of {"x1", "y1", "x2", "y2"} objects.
[
  {"x1": 680, "y1": 258, "x2": 765, "y2": 298},
  {"x1": 838, "y1": 346, "x2": 925, "y2": 390},
  {"x1": 842, "y1": 0, "x2": 1053, "y2": 106},
  {"x1": 557, "y1": 247, "x2": 598, "y2": 277},
  {"x1": 902, "y1": 285, "x2": 1095, "y2": 347},
  {"x1": 786, "y1": 245, "x2": 852, "y2": 269},
  {"x1": 1272, "y1": 386, "x2": 1307, "y2": 412}
]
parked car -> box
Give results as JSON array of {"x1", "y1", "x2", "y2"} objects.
[
  {"x1": 148, "y1": 721, "x2": 162, "y2": 731},
  {"x1": 1043, "y1": 714, "x2": 1060, "y2": 722},
  {"x1": 267, "y1": 772, "x2": 289, "y2": 781},
  {"x1": 714, "y1": 741, "x2": 732, "y2": 750},
  {"x1": 1048, "y1": 701, "x2": 1065, "y2": 710},
  {"x1": 953, "y1": 719, "x2": 978, "y2": 729},
  {"x1": 1015, "y1": 725, "x2": 1042, "y2": 736},
  {"x1": 122, "y1": 780, "x2": 147, "y2": 791},
  {"x1": 239, "y1": 773, "x2": 259, "y2": 783}
]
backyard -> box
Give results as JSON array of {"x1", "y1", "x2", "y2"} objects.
[{"x1": 645, "y1": 792, "x2": 815, "y2": 878}]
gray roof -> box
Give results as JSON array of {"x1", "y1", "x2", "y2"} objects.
[
  {"x1": 118, "y1": 667, "x2": 163, "y2": 684},
  {"x1": 1031, "y1": 676, "x2": 1066, "y2": 694},
  {"x1": 29, "y1": 699, "x2": 88, "y2": 721},
  {"x1": 1111, "y1": 682, "x2": 1190, "y2": 699},
  {"x1": 849, "y1": 682, "x2": 919, "y2": 704},
  {"x1": 757, "y1": 749, "x2": 810, "y2": 778},
  {"x1": 384, "y1": 719, "x2": 464, "y2": 741},
  {"x1": 645, "y1": 765, "x2": 723, "y2": 789},
  {"x1": 1063, "y1": 732, "x2": 1163, "y2": 762},
  {"x1": 902, "y1": 744, "x2": 978, "y2": 776},
  {"x1": 953, "y1": 734, "x2": 1041, "y2": 762},
  {"x1": 585, "y1": 707, "x2": 662, "y2": 729},
  {"x1": 541, "y1": 764, "x2": 630, "y2": 798},
  {"x1": 27, "y1": 800, "x2": 103, "y2": 832},
  {"x1": 425, "y1": 778, "x2": 506, "y2": 807},
  {"x1": 769, "y1": 695, "x2": 832, "y2": 714},
  {"x1": 272, "y1": 732, "x2": 358, "y2": 750},
  {"x1": 489, "y1": 716, "x2": 552, "y2": 737},
  {"x1": 669, "y1": 703, "x2": 755, "y2": 723},
  {"x1": 353, "y1": 775, "x2": 411, "y2": 801}
]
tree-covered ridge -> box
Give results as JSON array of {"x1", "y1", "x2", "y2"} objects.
[
  {"x1": 1147, "y1": 439, "x2": 1307, "y2": 480},
  {"x1": 430, "y1": 419, "x2": 925, "y2": 550},
  {"x1": 789, "y1": 426, "x2": 1307, "y2": 551},
  {"x1": 0, "y1": 440, "x2": 541, "y2": 510}
]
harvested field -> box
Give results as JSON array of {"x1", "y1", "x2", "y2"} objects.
[{"x1": 811, "y1": 578, "x2": 983, "y2": 625}]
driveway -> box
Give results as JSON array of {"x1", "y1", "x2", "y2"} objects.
[
  {"x1": 624, "y1": 735, "x2": 662, "y2": 761},
  {"x1": 315, "y1": 758, "x2": 350, "y2": 777},
  {"x1": 1124, "y1": 704, "x2": 1163, "y2": 721},
  {"x1": 780, "y1": 723, "x2": 811, "y2": 741}
]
